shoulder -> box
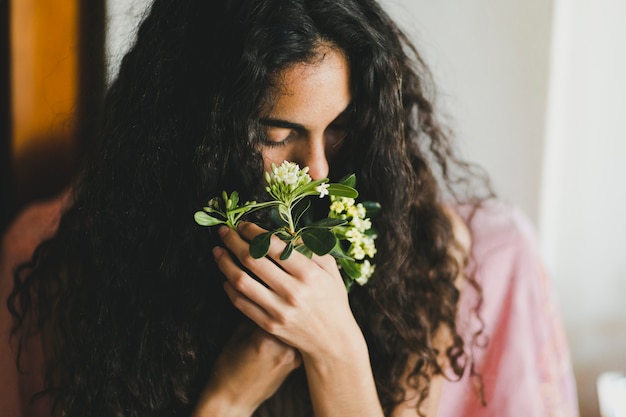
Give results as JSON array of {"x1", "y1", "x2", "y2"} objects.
[
  {"x1": 1, "y1": 189, "x2": 70, "y2": 272},
  {"x1": 442, "y1": 201, "x2": 540, "y2": 292},
  {"x1": 2, "y1": 191, "x2": 69, "y2": 255},
  {"x1": 451, "y1": 200, "x2": 547, "y2": 332},
  {"x1": 453, "y1": 200, "x2": 542, "y2": 276}
]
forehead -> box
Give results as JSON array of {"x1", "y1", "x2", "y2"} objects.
[
  {"x1": 277, "y1": 47, "x2": 349, "y2": 91},
  {"x1": 267, "y1": 47, "x2": 351, "y2": 121}
]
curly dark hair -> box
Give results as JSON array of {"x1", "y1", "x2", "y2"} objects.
[{"x1": 9, "y1": 0, "x2": 492, "y2": 415}]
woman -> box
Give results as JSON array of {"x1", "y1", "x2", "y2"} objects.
[{"x1": 3, "y1": 0, "x2": 578, "y2": 416}]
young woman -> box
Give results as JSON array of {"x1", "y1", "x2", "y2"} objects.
[{"x1": 2, "y1": 0, "x2": 579, "y2": 416}]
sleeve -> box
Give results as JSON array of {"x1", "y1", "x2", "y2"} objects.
[{"x1": 436, "y1": 202, "x2": 580, "y2": 417}]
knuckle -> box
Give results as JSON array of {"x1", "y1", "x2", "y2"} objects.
[
  {"x1": 239, "y1": 251, "x2": 256, "y2": 268},
  {"x1": 279, "y1": 347, "x2": 298, "y2": 366},
  {"x1": 220, "y1": 228, "x2": 235, "y2": 245},
  {"x1": 274, "y1": 308, "x2": 294, "y2": 328},
  {"x1": 231, "y1": 271, "x2": 249, "y2": 292},
  {"x1": 239, "y1": 221, "x2": 259, "y2": 239},
  {"x1": 231, "y1": 295, "x2": 246, "y2": 311},
  {"x1": 284, "y1": 287, "x2": 303, "y2": 307},
  {"x1": 240, "y1": 221, "x2": 254, "y2": 233},
  {"x1": 264, "y1": 320, "x2": 280, "y2": 336}
]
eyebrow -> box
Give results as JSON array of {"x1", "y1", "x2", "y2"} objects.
[
  {"x1": 259, "y1": 118, "x2": 304, "y2": 130},
  {"x1": 259, "y1": 103, "x2": 353, "y2": 131}
]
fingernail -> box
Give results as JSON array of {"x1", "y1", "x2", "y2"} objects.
[
  {"x1": 218, "y1": 226, "x2": 229, "y2": 237},
  {"x1": 212, "y1": 246, "x2": 224, "y2": 258}
]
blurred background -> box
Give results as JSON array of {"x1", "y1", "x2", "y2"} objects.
[{"x1": 2, "y1": 0, "x2": 625, "y2": 415}]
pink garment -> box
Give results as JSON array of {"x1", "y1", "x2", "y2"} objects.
[
  {"x1": 437, "y1": 202, "x2": 579, "y2": 417},
  {"x1": 0, "y1": 196, "x2": 579, "y2": 416},
  {"x1": 0, "y1": 192, "x2": 70, "y2": 417}
]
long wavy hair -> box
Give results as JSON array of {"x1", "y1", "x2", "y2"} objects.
[{"x1": 9, "y1": 0, "x2": 492, "y2": 415}]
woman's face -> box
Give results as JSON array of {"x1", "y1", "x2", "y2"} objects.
[{"x1": 260, "y1": 46, "x2": 352, "y2": 180}]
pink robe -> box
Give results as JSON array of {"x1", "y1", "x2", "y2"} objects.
[
  {"x1": 437, "y1": 202, "x2": 579, "y2": 417},
  {"x1": 0, "y1": 196, "x2": 579, "y2": 416},
  {"x1": 0, "y1": 193, "x2": 68, "y2": 417}
]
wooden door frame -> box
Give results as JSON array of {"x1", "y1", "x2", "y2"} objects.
[
  {"x1": 1, "y1": 0, "x2": 105, "y2": 236},
  {"x1": 1, "y1": 0, "x2": 13, "y2": 236}
]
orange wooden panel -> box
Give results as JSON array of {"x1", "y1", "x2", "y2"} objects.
[{"x1": 10, "y1": 0, "x2": 78, "y2": 180}]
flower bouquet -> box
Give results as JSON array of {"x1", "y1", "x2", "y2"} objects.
[{"x1": 194, "y1": 161, "x2": 379, "y2": 290}]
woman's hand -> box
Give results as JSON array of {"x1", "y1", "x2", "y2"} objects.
[
  {"x1": 213, "y1": 222, "x2": 364, "y2": 361},
  {"x1": 192, "y1": 320, "x2": 301, "y2": 417},
  {"x1": 213, "y1": 222, "x2": 384, "y2": 417}
]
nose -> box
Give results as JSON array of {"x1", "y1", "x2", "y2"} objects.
[{"x1": 297, "y1": 137, "x2": 329, "y2": 180}]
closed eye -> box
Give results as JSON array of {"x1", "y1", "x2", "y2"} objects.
[
  {"x1": 262, "y1": 126, "x2": 296, "y2": 147},
  {"x1": 260, "y1": 118, "x2": 304, "y2": 147}
]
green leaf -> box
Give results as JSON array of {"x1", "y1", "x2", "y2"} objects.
[
  {"x1": 307, "y1": 218, "x2": 347, "y2": 228},
  {"x1": 298, "y1": 178, "x2": 328, "y2": 195},
  {"x1": 293, "y1": 200, "x2": 312, "y2": 227},
  {"x1": 361, "y1": 201, "x2": 381, "y2": 217},
  {"x1": 280, "y1": 241, "x2": 294, "y2": 260},
  {"x1": 269, "y1": 207, "x2": 285, "y2": 228},
  {"x1": 250, "y1": 231, "x2": 275, "y2": 259},
  {"x1": 278, "y1": 204, "x2": 291, "y2": 224},
  {"x1": 330, "y1": 246, "x2": 353, "y2": 260},
  {"x1": 229, "y1": 191, "x2": 239, "y2": 208},
  {"x1": 295, "y1": 244, "x2": 313, "y2": 258},
  {"x1": 301, "y1": 228, "x2": 337, "y2": 256},
  {"x1": 275, "y1": 230, "x2": 293, "y2": 241},
  {"x1": 194, "y1": 211, "x2": 225, "y2": 227},
  {"x1": 338, "y1": 258, "x2": 361, "y2": 279},
  {"x1": 339, "y1": 174, "x2": 356, "y2": 188},
  {"x1": 327, "y1": 183, "x2": 358, "y2": 198},
  {"x1": 343, "y1": 277, "x2": 354, "y2": 292}
]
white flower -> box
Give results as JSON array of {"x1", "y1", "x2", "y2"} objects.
[
  {"x1": 355, "y1": 203, "x2": 366, "y2": 219},
  {"x1": 345, "y1": 228, "x2": 363, "y2": 244},
  {"x1": 349, "y1": 244, "x2": 366, "y2": 260},
  {"x1": 329, "y1": 200, "x2": 344, "y2": 214},
  {"x1": 350, "y1": 217, "x2": 371, "y2": 233},
  {"x1": 355, "y1": 260, "x2": 375, "y2": 285},
  {"x1": 315, "y1": 183, "x2": 330, "y2": 198},
  {"x1": 346, "y1": 205, "x2": 359, "y2": 218},
  {"x1": 341, "y1": 197, "x2": 356, "y2": 207},
  {"x1": 362, "y1": 236, "x2": 377, "y2": 258},
  {"x1": 273, "y1": 162, "x2": 300, "y2": 187},
  {"x1": 267, "y1": 161, "x2": 313, "y2": 199}
]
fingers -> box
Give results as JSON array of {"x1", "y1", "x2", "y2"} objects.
[
  {"x1": 214, "y1": 223, "x2": 344, "y2": 337},
  {"x1": 237, "y1": 222, "x2": 310, "y2": 275},
  {"x1": 213, "y1": 246, "x2": 283, "y2": 316},
  {"x1": 235, "y1": 222, "x2": 339, "y2": 279},
  {"x1": 223, "y1": 280, "x2": 274, "y2": 332},
  {"x1": 216, "y1": 227, "x2": 294, "y2": 295}
]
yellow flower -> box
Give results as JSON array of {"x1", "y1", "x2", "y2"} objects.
[
  {"x1": 355, "y1": 260, "x2": 375, "y2": 285},
  {"x1": 330, "y1": 200, "x2": 344, "y2": 213}
]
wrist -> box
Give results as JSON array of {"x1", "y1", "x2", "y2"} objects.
[
  {"x1": 301, "y1": 330, "x2": 384, "y2": 417},
  {"x1": 192, "y1": 385, "x2": 254, "y2": 417},
  {"x1": 301, "y1": 324, "x2": 370, "y2": 374}
]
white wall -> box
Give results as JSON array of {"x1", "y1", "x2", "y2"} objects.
[
  {"x1": 540, "y1": 0, "x2": 626, "y2": 415},
  {"x1": 105, "y1": 0, "x2": 151, "y2": 83},
  {"x1": 383, "y1": 0, "x2": 553, "y2": 226}
]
